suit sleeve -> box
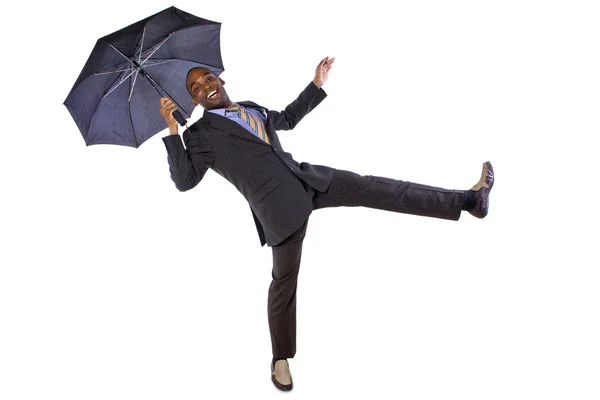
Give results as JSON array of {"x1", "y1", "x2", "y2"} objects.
[
  {"x1": 269, "y1": 81, "x2": 327, "y2": 131},
  {"x1": 162, "y1": 127, "x2": 214, "y2": 192}
]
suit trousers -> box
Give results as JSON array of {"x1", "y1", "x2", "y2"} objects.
[{"x1": 268, "y1": 168, "x2": 466, "y2": 358}]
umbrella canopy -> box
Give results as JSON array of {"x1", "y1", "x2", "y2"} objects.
[{"x1": 64, "y1": 6, "x2": 224, "y2": 147}]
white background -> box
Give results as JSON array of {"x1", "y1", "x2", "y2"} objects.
[{"x1": 1, "y1": 0, "x2": 599, "y2": 399}]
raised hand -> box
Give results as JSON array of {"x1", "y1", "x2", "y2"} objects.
[{"x1": 313, "y1": 56, "x2": 335, "y2": 89}]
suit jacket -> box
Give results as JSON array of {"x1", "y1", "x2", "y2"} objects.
[{"x1": 162, "y1": 81, "x2": 335, "y2": 247}]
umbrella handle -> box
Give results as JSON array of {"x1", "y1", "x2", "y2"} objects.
[{"x1": 172, "y1": 109, "x2": 187, "y2": 126}]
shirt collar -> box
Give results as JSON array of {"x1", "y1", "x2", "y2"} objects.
[{"x1": 208, "y1": 102, "x2": 241, "y2": 116}]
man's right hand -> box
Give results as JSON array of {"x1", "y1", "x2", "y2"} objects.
[{"x1": 160, "y1": 97, "x2": 180, "y2": 134}]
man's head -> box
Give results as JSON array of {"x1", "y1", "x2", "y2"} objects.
[{"x1": 186, "y1": 67, "x2": 231, "y2": 110}]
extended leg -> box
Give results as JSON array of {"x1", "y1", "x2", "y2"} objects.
[{"x1": 312, "y1": 168, "x2": 466, "y2": 220}]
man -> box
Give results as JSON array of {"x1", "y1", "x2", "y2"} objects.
[{"x1": 159, "y1": 57, "x2": 494, "y2": 391}]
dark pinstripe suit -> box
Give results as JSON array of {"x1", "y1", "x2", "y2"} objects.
[{"x1": 163, "y1": 81, "x2": 466, "y2": 359}]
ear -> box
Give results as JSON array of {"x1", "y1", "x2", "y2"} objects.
[
  {"x1": 219, "y1": 78, "x2": 225, "y2": 86},
  {"x1": 191, "y1": 97, "x2": 198, "y2": 107}
]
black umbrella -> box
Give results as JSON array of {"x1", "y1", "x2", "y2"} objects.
[{"x1": 64, "y1": 6, "x2": 224, "y2": 147}]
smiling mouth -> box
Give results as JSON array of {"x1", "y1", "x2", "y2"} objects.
[{"x1": 207, "y1": 89, "x2": 218, "y2": 100}]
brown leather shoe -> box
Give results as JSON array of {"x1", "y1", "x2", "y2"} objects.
[
  {"x1": 271, "y1": 359, "x2": 293, "y2": 391},
  {"x1": 469, "y1": 161, "x2": 494, "y2": 219}
]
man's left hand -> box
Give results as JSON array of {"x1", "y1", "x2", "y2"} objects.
[{"x1": 313, "y1": 56, "x2": 335, "y2": 88}]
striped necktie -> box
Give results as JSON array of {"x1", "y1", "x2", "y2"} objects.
[{"x1": 227, "y1": 103, "x2": 271, "y2": 144}]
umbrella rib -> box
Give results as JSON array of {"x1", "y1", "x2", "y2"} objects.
[
  {"x1": 128, "y1": 69, "x2": 139, "y2": 102},
  {"x1": 93, "y1": 65, "x2": 136, "y2": 76},
  {"x1": 118, "y1": 68, "x2": 134, "y2": 84},
  {"x1": 107, "y1": 42, "x2": 138, "y2": 67},
  {"x1": 128, "y1": 78, "x2": 138, "y2": 148},
  {"x1": 103, "y1": 69, "x2": 136, "y2": 99},
  {"x1": 139, "y1": 34, "x2": 173, "y2": 67},
  {"x1": 103, "y1": 41, "x2": 144, "y2": 100},
  {"x1": 127, "y1": 27, "x2": 149, "y2": 102},
  {"x1": 138, "y1": 27, "x2": 146, "y2": 65},
  {"x1": 144, "y1": 57, "x2": 224, "y2": 74},
  {"x1": 140, "y1": 59, "x2": 178, "y2": 68}
]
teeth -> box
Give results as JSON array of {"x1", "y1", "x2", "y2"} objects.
[{"x1": 208, "y1": 90, "x2": 217, "y2": 99}]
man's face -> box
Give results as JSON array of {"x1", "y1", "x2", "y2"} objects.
[{"x1": 186, "y1": 68, "x2": 231, "y2": 110}]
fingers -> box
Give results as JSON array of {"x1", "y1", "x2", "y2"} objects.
[
  {"x1": 160, "y1": 97, "x2": 177, "y2": 110},
  {"x1": 159, "y1": 97, "x2": 179, "y2": 123},
  {"x1": 318, "y1": 56, "x2": 335, "y2": 70},
  {"x1": 324, "y1": 57, "x2": 335, "y2": 68}
]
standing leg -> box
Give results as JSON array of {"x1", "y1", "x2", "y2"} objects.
[
  {"x1": 313, "y1": 168, "x2": 466, "y2": 220},
  {"x1": 268, "y1": 219, "x2": 308, "y2": 359}
]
